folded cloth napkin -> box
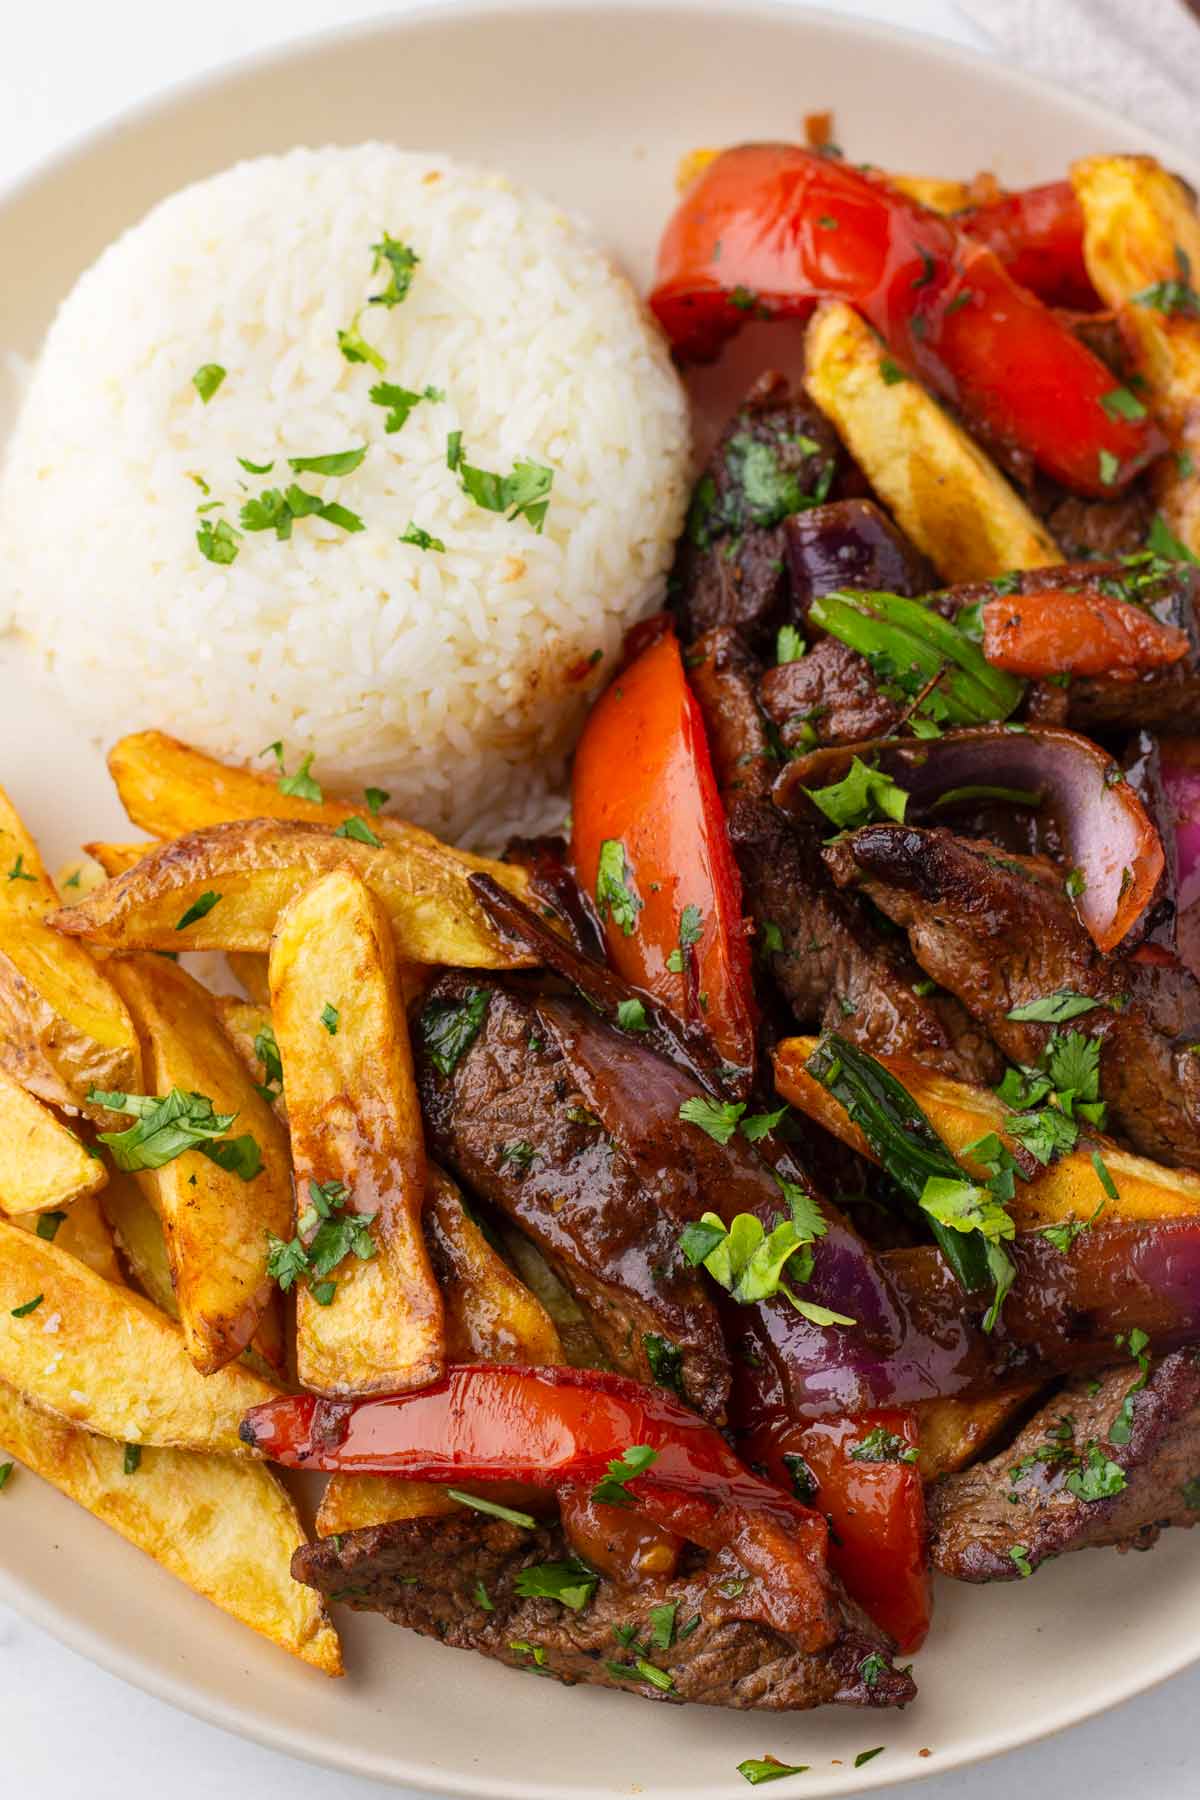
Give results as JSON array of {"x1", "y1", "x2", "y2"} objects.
[{"x1": 958, "y1": 0, "x2": 1200, "y2": 154}]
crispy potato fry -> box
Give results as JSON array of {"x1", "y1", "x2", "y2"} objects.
[
  {"x1": 915, "y1": 1388, "x2": 1041, "y2": 1481},
  {"x1": 109, "y1": 729, "x2": 532, "y2": 890},
  {"x1": 0, "y1": 786, "x2": 141, "y2": 1116},
  {"x1": 57, "y1": 820, "x2": 536, "y2": 970},
  {"x1": 12, "y1": 1194, "x2": 124, "y2": 1284},
  {"x1": 55, "y1": 855, "x2": 107, "y2": 901},
  {"x1": 106, "y1": 957, "x2": 292, "y2": 1375},
  {"x1": 886, "y1": 174, "x2": 975, "y2": 213},
  {"x1": 805, "y1": 300, "x2": 1063, "y2": 581},
  {"x1": 0, "y1": 1066, "x2": 106, "y2": 1215},
  {"x1": 270, "y1": 869, "x2": 444, "y2": 1396},
  {"x1": 100, "y1": 1167, "x2": 177, "y2": 1313},
  {"x1": 426, "y1": 1166, "x2": 563, "y2": 1365},
  {"x1": 774, "y1": 1035, "x2": 1200, "y2": 1226},
  {"x1": 0, "y1": 1219, "x2": 277, "y2": 1452},
  {"x1": 227, "y1": 951, "x2": 273, "y2": 1006},
  {"x1": 1072, "y1": 153, "x2": 1200, "y2": 556},
  {"x1": 0, "y1": 1381, "x2": 340, "y2": 1673}
]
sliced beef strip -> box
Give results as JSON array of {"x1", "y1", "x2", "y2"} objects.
[
  {"x1": 759, "y1": 638, "x2": 903, "y2": 751},
  {"x1": 728, "y1": 797, "x2": 1002, "y2": 1084},
  {"x1": 672, "y1": 375, "x2": 848, "y2": 647},
  {"x1": 940, "y1": 561, "x2": 1200, "y2": 734},
  {"x1": 824, "y1": 823, "x2": 1200, "y2": 1166},
  {"x1": 928, "y1": 1350, "x2": 1200, "y2": 1581},
  {"x1": 293, "y1": 1513, "x2": 917, "y2": 1710},
  {"x1": 1041, "y1": 487, "x2": 1154, "y2": 561},
  {"x1": 685, "y1": 627, "x2": 775, "y2": 804},
  {"x1": 416, "y1": 974, "x2": 731, "y2": 1423}
]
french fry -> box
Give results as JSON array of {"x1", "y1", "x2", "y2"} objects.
[
  {"x1": 227, "y1": 951, "x2": 273, "y2": 1007},
  {"x1": 886, "y1": 174, "x2": 975, "y2": 213},
  {"x1": 0, "y1": 1066, "x2": 106, "y2": 1215},
  {"x1": 270, "y1": 868, "x2": 444, "y2": 1396},
  {"x1": 213, "y1": 995, "x2": 287, "y2": 1116},
  {"x1": 805, "y1": 300, "x2": 1063, "y2": 581},
  {"x1": 0, "y1": 1381, "x2": 341, "y2": 1674},
  {"x1": 773, "y1": 1035, "x2": 1200, "y2": 1227},
  {"x1": 915, "y1": 1388, "x2": 1041, "y2": 1481},
  {"x1": 12, "y1": 1194, "x2": 124, "y2": 1285},
  {"x1": 0, "y1": 785, "x2": 141, "y2": 1115},
  {"x1": 1072, "y1": 154, "x2": 1200, "y2": 556},
  {"x1": 0, "y1": 1219, "x2": 278, "y2": 1453},
  {"x1": 317, "y1": 1171, "x2": 563, "y2": 1536},
  {"x1": 55, "y1": 820, "x2": 537, "y2": 969},
  {"x1": 108, "y1": 730, "x2": 533, "y2": 891},
  {"x1": 100, "y1": 1168, "x2": 177, "y2": 1313},
  {"x1": 106, "y1": 956, "x2": 292, "y2": 1375}
]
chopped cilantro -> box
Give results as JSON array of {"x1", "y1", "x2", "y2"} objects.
[
  {"x1": 6, "y1": 854, "x2": 35, "y2": 884},
  {"x1": 776, "y1": 624, "x2": 805, "y2": 664},
  {"x1": 364, "y1": 787, "x2": 390, "y2": 815},
  {"x1": 1065, "y1": 1441, "x2": 1126, "y2": 1501},
  {"x1": 337, "y1": 316, "x2": 386, "y2": 372},
  {"x1": 369, "y1": 234, "x2": 420, "y2": 307},
  {"x1": 419, "y1": 988, "x2": 491, "y2": 1076},
  {"x1": 513, "y1": 1558, "x2": 598, "y2": 1610},
  {"x1": 175, "y1": 890, "x2": 221, "y2": 931},
  {"x1": 805, "y1": 756, "x2": 907, "y2": 831},
  {"x1": 369, "y1": 382, "x2": 442, "y2": 434},
  {"x1": 643, "y1": 1333, "x2": 685, "y2": 1398},
  {"x1": 1009, "y1": 1544, "x2": 1033, "y2": 1577},
  {"x1": 1100, "y1": 386, "x2": 1147, "y2": 423},
  {"x1": 736, "y1": 1758, "x2": 809, "y2": 1785},
  {"x1": 123, "y1": 1443, "x2": 142, "y2": 1476},
  {"x1": 855, "y1": 1748, "x2": 885, "y2": 1768},
  {"x1": 879, "y1": 357, "x2": 907, "y2": 385},
  {"x1": 35, "y1": 1211, "x2": 66, "y2": 1242},
  {"x1": 590, "y1": 1444, "x2": 658, "y2": 1507},
  {"x1": 0, "y1": 1463, "x2": 11, "y2": 1492},
  {"x1": 678, "y1": 1096, "x2": 746, "y2": 1145},
  {"x1": 267, "y1": 746, "x2": 324, "y2": 803},
  {"x1": 333, "y1": 816, "x2": 382, "y2": 847},
  {"x1": 848, "y1": 1425, "x2": 918, "y2": 1465},
  {"x1": 287, "y1": 447, "x2": 367, "y2": 478},
  {"x1": 192, "y1": 363, "x2": 226, "y2": 404},
  {"x1": 473, "y1": 1579, "x2": 494, "y2": 1611},
  {"x1": 10, "y1": 1295, "x2": 43, "y2": 1318},
  {"x1": 320, "y1": 1003, "x2": 340, "y2": 1036},
  {"x1": 449, "y1": 435, "x2": 554, "y2": 531},
  {"x1": 595, "y1": 839, "x2": 642, "y2": 937},
  {"x1": 91, "y1": 1087, "x2": 260, "y2": 1180},
  {"x1": 615, "y1": 997, "x2": 649, "y2": 1033},
  {"x1": 399, "y1": 522, "x2": 446, "y2": 552},
  {"x1": 1098, "y1": 449, "x2": 1119, "y2": 487},
  {"x1": 196, "y1": 517, "x2": 241, "y2": 564},
  {"x1": 1006, "y1": 992, "x2": 1100, "y2": 1024}
]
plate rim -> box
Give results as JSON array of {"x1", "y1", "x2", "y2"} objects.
[{"x1": 2, "y1": 2, "x2": 1199, "y2": 1792}]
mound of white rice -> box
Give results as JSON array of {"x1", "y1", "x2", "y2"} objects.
[{"x1": 0, "y1": 145, "x2": 690, "y2": 844}]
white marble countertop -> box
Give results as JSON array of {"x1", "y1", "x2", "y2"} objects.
[{"x1": 2, "y1": 1, "x2": 1198, "y2": 1793}]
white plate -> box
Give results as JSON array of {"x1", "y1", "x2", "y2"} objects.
[{"x1": 1, "y1": 4, "x2": 1197, "y2": 1794}]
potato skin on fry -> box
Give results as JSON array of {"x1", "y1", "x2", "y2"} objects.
[
  {"x1": 0, "y1": 1381, "x2": 341, "y2": 1674},
  {"x1": 270, "y1": 868, "x2": 445, "y2": 1397},
  {"x1": 0, "y1": 1220, "x2": 278, "y2": 1454},
  {"x1": 54, "y1": 819, "x2": 536, "y2": 970},
  {"x1": 1072, "y1": 154, "x2": 1200, "y2": 556},
  {"x1": 107, "y1": 956, "x2": 293, "y2": 1375},
  {"x1": 0, "y1": 786, "x2": 140, "y2": 1118},
  {"x1": 805, "y1": 300, "x2": 1063, "y2": 581},
  {"x1": 0, "y1": 1065, "x2": 107, "y2": 1215}
]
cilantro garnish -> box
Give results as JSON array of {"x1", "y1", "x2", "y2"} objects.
[
  {"x1": 369, "y1": 234, "x2": 420, "y2": 307},
  {"x1": 678, "y1": 1097, "x2": 745, "y2": 1145},
  {"x1": 266, "y1": 1176, "x2": 376, "y2": 1304},
  {"x1": 1006, "y1": 992, "x2": 1101, "y2": 1024},
  {"x1": 642, "y1": 1333, "x2": 685, "y2": 1398},
  {"x1": 197, "y1": 517, "x2": 241, "y2": 564},
  {"x1": 776, "y1": 624, "x2": 805, "y2": 664},
  {"x1": 6, "y1": 854, "x2": 35, "y2": 884},
  {"x1": 590, "y1": 1444, "x2": 658, "y2": 1507},
  {"x1": 123, "y1": 1443, "x2": 142, "y2": 1476},
  {"x1": 615, "y1": 998, "x2": 649, "y2": 1033},
  {"x1": 805, "y1": 756, "x2": 908, "y2": 831},
  {"x1": 447, "y1": 1489, "x2": 537, "y2": 1528},
  {"x1": 10, "y1": 1295, "x2": 43, "y2": 1318},
  {"x1": 848, "y1": 1426, "x2": 918, "y2": 1465},
  {"x1": 333, "y1": 816, "x2": 382, "y2": 847},
  {"x1": 513, "y1": 1558, "x2": 598, "y2": 1611},
  {"x1": 399, "y1": 522, "x2": 446, "y2": 552},
  {"x1": 595, "y1": 839, "x2": 642, "y2": 937},
  {"x1": 287, "y1": 447, "x2": 367, "y2": 478},
  {"x1": 736, "y1": 1758, "x2": 809, "y2": 1785},
  {"x1": 175, "y1": 890, "x2": 221, "y2": 931},
  {"x1": 419, "y1": 988, "x2": 491, "y2": 1076},
  {"x1": 192, "y1": 364, "x2": 226, "y2": 404},
  {"x1": 320, "y1": 1003, "x2": 340, "y2": 1036},
  {"x1": 337, "y1": 317, "x2": 386, "y2": 372},
  {"x1": 90, "y1": 1088, "x2": 261, "y2": 1181},
  {"x1": 262, "y1": 743, "x2": 324, "y2": 803},
  {"x1": 666, "y1": 902, "x2": 703, "y2": 972},
  {"x1": 447, "y1": 435, "x2": 554, "y2": 532},
  {"x1": 369, "y1": 382, "x2": 441, "y2": 434},
  {"x1": 1100, "y1": 386, "x2": 1147, "y2": 423},
  {"x1": 1009, "y1": 1544, "x2": 1033, "y2": 1578},
  {"x1": 35, "y1": 1211, "x2": 66, "y2": 1242}
]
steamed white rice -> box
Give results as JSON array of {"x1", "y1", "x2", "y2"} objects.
[{"x1": 0, "y1": 145, "x2": 690, "y2": 845}]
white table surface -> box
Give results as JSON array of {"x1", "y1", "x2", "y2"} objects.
[{"x1": 3, "y1": 0, "x2": 1199, "y2": 1794}]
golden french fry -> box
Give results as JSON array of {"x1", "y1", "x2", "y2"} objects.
[
  {"x1": 54, "y1": 856, "x2": 107, "y2": 901},
  {"x1": 0, "y1": 1220, "x2": 277, "y2": 1452},
  {"x1": 1072, "y1": 153, "x2": 1200, "y2": 556},
  {"x1": 0, "y1": 1381, "x2": 341, "y2": 1673},
  {"x1": 805, "y1": 300, "x2": 1063, "y2": 581},
  {"x1": 270, "y1": 868, "x2": 444, "y2": 1396},
  {"x1": 0, "y1": 1066, "x2": 106, "y2": 1215},
  {"x1": 55, "y1": 820, "x2": 536, "y2": 970},
  {"x1": 773, "y1": 1034, "x2": 1200, "y2": 1226},
  {"x1": 106, "y1": 957, "x2": 292, "y2": 1376},
  {"x1": 886, "y1": 173, "x2": 975, "y2": 212},
  {"x1": 0, "y1": 787, "x2": 140, "y2": 1116},
  {"x1": 108, "y1": 730, "x2": 532, "y2": 888},
  {"x1": 915, "y1": 1388, "x2": 1041, "y2": 1481},
  {"x1": 12, "y1": 1194, "x2": 124, "y2": 1285},
  {"x1": 227, "y1": 951, "x2": 273, "y2": 1007},
  {"x1": 100, "y1": 1167, "x2": 177, "y2": 1313}
]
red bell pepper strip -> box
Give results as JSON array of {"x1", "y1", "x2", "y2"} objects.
[
  {"x1": 957, "y1": 180, "x2": 1097, "y2": 310},
  {"x1": 650, "y1": 144, "x2": 1165, "y2": 496},
  {"x1": 745, "y1": 1409, "x2": 930, "y2": 1653},
  {"x1": 981, "y1": 587, "x2": 1191, "y2": 679},
  {"x1": 242, "y1": 1363, "x2": 838, "y2": 1647},
  {"x1": 570, "y1": 627, "x2": 756, "y2": 1076}
]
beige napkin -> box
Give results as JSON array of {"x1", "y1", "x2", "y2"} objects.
[{"x1": 957, "y1": 0, "x2": 1200, "y2": 153}]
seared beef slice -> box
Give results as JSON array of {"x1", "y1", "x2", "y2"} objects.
[
  {"x1": 294, "y1": 1514, "x2": 917, "y2": 1710},
  {"x1": 929, "y1": 1352, "x2": 1200, "y2": 1580},
  {"x1": 826, "y1": 824, "x2": 1200, "y2": 1166},
  {"x1": 416, "y1": 975, "x2": 731, "y2": 1422}
]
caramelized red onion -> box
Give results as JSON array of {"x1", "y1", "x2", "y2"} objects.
[{"x1": 776, "y1": 724, "x2": 1164, "y2": 954}]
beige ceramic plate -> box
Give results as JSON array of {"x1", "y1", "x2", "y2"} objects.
[{"x1": 1, "y1": 4, "x2": 1197, "y2": 1794}]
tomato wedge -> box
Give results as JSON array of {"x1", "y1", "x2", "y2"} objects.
[
  {"x1": 650, "y1": 144, "x2": 1164, "y2": 495},
  {"x1": 746, "y1": 1407, "x2": 931, "y2": 1652},
  {"x1": 570, "y1": 628, "x2": 756, "y2": 1079},
  {"x1": 981, "y1": 587, "x2": 1191, "y2": 679}
]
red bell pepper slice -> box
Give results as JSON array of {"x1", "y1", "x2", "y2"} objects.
[
  {"x1": 746, "y1": 1409, "x2": 930, "y2": 1654},
  {"x1": 957, "y1": 180, "x2": 1096, "y2": 310},
  {"x1": 981, "y1": 587, "x2": 1191, "y2": 679},
  {"x1": 570, "y1": 627, "x2": 756, "y2": 1076},
  {"x1": 242, "y1": 1363, "x2": 838, "y2": 1647},
  {"x1": 650, "y1": 144, "x2": 1164, "y2": 496}
]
